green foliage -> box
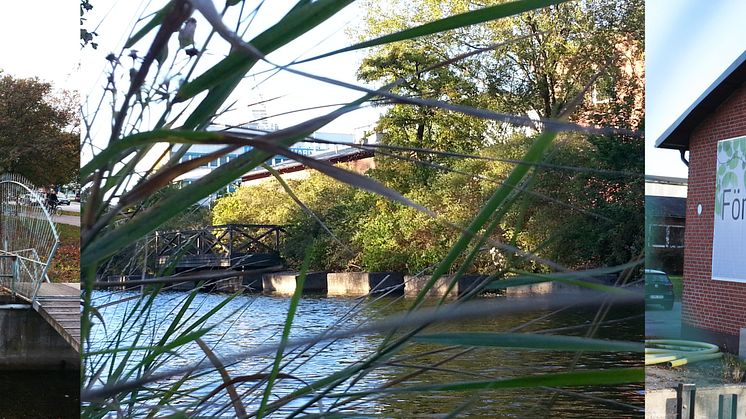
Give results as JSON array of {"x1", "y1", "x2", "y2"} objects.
[
  {"x1": 80, "y1": 0, "x2": 97, "y2": 49},
  {"x1": 0, "y1": 75, "x2": 79, "y2": 185},
  {"x1": 213, "y1": 172, "x2": 376, "y2": 271},
  {"x1": 353, "y1": 198, "x2": 451, "y2": 273}
]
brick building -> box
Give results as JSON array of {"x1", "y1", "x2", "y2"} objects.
[{"x1": 656, "y1": 51, "x2": 746, "y2": 356}]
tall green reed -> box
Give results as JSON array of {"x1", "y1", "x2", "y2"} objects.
[{"x1": 81, "y1": 0, "x2": 644, "y2": 417}]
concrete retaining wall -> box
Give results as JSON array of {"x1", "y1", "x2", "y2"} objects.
[
  {"x1": 0, "y1": 304, "x2": 79, "y2": 370},
  {"x1": 327, "y1": 272, "x2": 403, "y2": 296},
  {"x1": 262, "y1": 272, "x2": 328, "y2": 295},
  {"x1": 241, "y1": 273, "x2": 264, "y2": 293},
  {"x1": 213, "y1": 276, "x2": 244, "y2": 293},
  {"x1": 503, "y1": 278, "x2": 615, "y2": 296},
  {"x1": 404, "y1": 275, "x2": 488, "y2": 298},
  {"x1": 646, "y1": 384, "x2": 746, "y2": 419}
]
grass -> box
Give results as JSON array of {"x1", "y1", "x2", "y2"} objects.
[{"x1": 49, "y1": 223, "x2": 80, "y2": 283}]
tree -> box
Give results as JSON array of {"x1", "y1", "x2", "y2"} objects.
[
  {"x1": 0, "y1": 74, "x2": 79, "y2": 186},
  {"x1": 357, "y1": 41, "x2": 487, "y2": 191},
  {"x1": 80, "y1": 0, "x2": 98, "y2": 49},
  {"x1": 354, "y1": 0, "x2": 644, "y2": 269}
]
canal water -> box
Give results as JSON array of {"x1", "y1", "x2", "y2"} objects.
[
  {"x1": 89, "y1": 290, "x2": 644, "y2": 417},
  {"x1": 0, "y1": 370, "x2": 79, "y2": 418}
]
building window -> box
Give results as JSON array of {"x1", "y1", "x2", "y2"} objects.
[{"x1": 649, "y1": 224, "x2": 685, "y2": 248}]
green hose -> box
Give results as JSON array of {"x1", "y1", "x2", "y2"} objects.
[{"x1": 645, "y1": 339, "x2": 722, "y2": 367}]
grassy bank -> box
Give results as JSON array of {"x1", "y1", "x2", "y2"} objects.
[{"x1": 49, "y1": 223, "x2": 80, "y2": 283}]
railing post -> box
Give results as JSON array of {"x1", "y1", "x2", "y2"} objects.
[
  {"x1": 12, "y1": 255, "x2": 18, "y2": 298},
  {"x1": 228, "y1": 226, "x2": 234, "y2": 257},
  {"x1": 677, "y1": 383, "x2": 696, "y2": 419},
  {"x1": 718, "y1": 394, "x2": 738, "y2": 419}
]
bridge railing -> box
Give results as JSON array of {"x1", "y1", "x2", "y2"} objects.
[
  {"x1": 154, "y1": 224, "x2": 285, "y2": 266},
  {"x1": 0, "y1": 174, "x2": 60, "y2": 302}
]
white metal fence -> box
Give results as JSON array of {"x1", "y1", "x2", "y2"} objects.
[{"x1": 0, "y1": 173, "x2": 59, "y2": 302}]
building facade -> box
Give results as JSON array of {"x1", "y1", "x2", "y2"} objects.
[
  {"x1": 656, "y1": 51, "x2": 746, "y2": 355},
  {"x1": 172, "y1": 125, "x2": 356, "y2": 202}
]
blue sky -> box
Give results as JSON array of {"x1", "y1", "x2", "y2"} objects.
[{"x1": 646, "y1": 0, "x2": 746, "y2": 178}]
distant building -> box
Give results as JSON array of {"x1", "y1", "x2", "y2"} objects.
[
  {"x1": 655, "y1": 50, "x2": 746, "y2": 356},
  {"x1": 172, "y1": 124, "x2": 356, "y2": 203},
  {"x1": 646, "y1": 176, "x2": 687, "y2": 274},
  {"x1": 241, "y1": 147, "x2": 376, "y2": 186}
]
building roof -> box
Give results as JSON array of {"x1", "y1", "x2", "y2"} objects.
[
  {"x1": 656, "y1": 50, "x2": 746, "y2": 150},
  {"x1": 241, "y1": 148, "x2": 374, "y2": 182},
  {"x1": 645, "y1": 195, "x2": 686, "y2": 219}
]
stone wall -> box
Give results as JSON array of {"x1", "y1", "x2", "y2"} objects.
[{"x1": 0, "y1": 304, "x2": 79, "y2": 370}]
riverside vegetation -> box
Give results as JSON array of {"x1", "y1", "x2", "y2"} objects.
[{"x1": 80, "y1": 0, "x2": 646, "y2": 417}]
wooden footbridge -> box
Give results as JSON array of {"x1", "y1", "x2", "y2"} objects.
[
  {"x1": 154, "y1": 224, "x2": 286, "y2": 271},
  {"x1": 0, "y1": 174, "x2": 79, "y2": 352}
]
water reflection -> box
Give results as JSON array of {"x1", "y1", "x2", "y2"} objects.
[
  {"x1": 89, "y1": 291, "x2": 643, "y2": 417},
  {"x1": 0, "y1": 370, "x2": 79, "y2": 418}
]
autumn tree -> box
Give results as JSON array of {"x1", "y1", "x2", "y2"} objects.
[{"x1": 0, "y1": 74, "x2": 79, "y2": 186}]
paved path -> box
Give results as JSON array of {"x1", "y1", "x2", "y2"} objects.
[
  {"x1": 56, "y1": 201, "x2": 81, "y2": 226},
  {"x1": 646, "y1": 301, "x2": 682, "y2": 339},
  {"x1": 55, "y1": 213, "x2": 80, "y2": 226},
  {"x1": 59, "y1": 202, "x2": 80, "y2": 213},
  {"x1": 22, "y1": 208, "x2": 80, "y2": 227}
]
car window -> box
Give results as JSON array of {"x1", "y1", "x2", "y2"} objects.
[{"x1": 645, "y1": 273, "x2": 670, "y2": 284}]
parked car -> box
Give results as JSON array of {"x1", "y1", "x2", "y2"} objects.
[
  {"x1": 21, "y1": 192, "x2": 44, "y2": 205},
  {"x1": 645, "y1": 269, "x2": 675, "y2": 310},
  {"x1": 58, "y1": 193, "x2": 71, "y2": 206}
]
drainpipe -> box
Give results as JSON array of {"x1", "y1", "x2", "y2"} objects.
[{"x1": 680, "y1": 149, "x2": 689, "y2": 167}]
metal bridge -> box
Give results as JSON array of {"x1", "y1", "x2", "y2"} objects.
[{"x1": 0, "y1": 174, "x2": 79, "y2": 352}]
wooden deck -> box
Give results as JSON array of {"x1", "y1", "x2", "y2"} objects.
[{"x1": 5, "y1": 282, "x2": 80, "y2": 353}]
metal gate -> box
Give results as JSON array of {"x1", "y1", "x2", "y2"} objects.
[{"x1": 0, "y1": 173, "x2": 59, "y2": 303}]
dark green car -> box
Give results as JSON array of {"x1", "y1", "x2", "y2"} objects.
[{"x1": 645, "y1": 269, "x2": 675, "y2": 310}]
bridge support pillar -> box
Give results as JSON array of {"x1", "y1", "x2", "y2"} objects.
[
  {"x1": 327, "y1": 272, "x2": 404, "y2": 297},
  {"x1": 262, "y1": 272, "x2": 327, "y2": 295},
  {"x1": 404, "y1": 275, "x2": 489, "y2": 299},
  {"x1": 0, "y1": 301, "x2": 79, "y2": 370}
]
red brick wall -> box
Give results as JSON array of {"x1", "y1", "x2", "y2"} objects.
[{"x1": 683, "y1": 82, "x2": 746, "y2": 339}]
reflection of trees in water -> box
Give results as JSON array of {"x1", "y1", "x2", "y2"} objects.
[
  {"x1": 354, "y1": 298, "x2": 643, "y2": 417},
  {"x1": 89, "y1": 290, "x2": 643, "y2": 417}
]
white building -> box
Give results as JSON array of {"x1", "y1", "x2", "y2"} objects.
[{"x1": 172, "y1": 124, "x2": 357, "y2": 203}]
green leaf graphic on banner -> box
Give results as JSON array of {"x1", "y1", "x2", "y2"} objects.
[{"x1": 723, "y1": 172, "x2": 738, "y2": 188}]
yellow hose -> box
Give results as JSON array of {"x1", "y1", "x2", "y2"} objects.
[{"x1": 645, "y1": 339, "x2": 722, "y2": 367}]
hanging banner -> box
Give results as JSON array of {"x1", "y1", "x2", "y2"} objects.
[{"x1": 713, "y1": 135, "x2": 746, "y2": 282}]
